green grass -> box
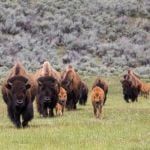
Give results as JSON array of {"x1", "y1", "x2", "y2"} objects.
[{"x1": 0, "y1": 76, "x2": 150, "y2": 150}]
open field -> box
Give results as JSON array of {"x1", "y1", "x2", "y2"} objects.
[{"x1": 0, "y1": 76, "x2": 150, "y2": 150}]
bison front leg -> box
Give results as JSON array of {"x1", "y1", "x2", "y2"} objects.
[
  {"x1": 49, "y1": 109, "x2": 54, "y2": 117},
  {"x1": 93, "y1": 107, "x2": 97, "y2": 117},
  {"x1": 42, "y1": 104, "x2": 48, "y2": 117},
  {"x1": 15, "y1": 113, "x2": 21, "y2": 128},
  {"x1": 92, "y1": 102, "x2": 97, "y2": 117},
  {"x1": 8, "y1": 106, "x2": 21, "y2": 128},
  {"x1": 99, "y1": 105, "x2": 103, "y2": 119},
  {"x1": 22, "y1": 103, "x2": 33, "y2": 128},
  {"x1": 103, "y1": 95, "x2": 107, "y2": 105}
]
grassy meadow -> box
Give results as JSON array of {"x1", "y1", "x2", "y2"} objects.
[{"x1": 0, "y1": 76, "x2": 150, "y2": 150}]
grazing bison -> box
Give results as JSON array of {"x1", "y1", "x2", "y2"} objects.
[
  {"x1": 55, "y1": 87, "x2": 67, "y2": 116},
  {"x1": 121, "y1": 70, "x2": 142, "y2": 103},
  {"x1": 91, "y1": 86, "x2": 104, "y2": 118},
  {"x1": 36, "y1": 76, "x2": 60, "y2": 117},
  {"x1": 92, "y1": 78, "x2": 108, "y2": 105},
  {"x1": 61, "y1": 65, "x2": 81, "y2": 110},
  {"x1": 1, "y1": 63, "x2": 36, "y2": 128},
  {"x1": 79, "y1": 81, "x2": 88, "y2": 105}
]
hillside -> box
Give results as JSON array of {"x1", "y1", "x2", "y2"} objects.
[{"x1": 0, "y1": 0, "x2": 150, "y2": 77}]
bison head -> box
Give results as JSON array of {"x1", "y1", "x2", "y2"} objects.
[
  {"x1": 37, "y1": 76, "x2": 60, "y2": 103},
  {"x1": 61, "y1": 72, "x2": 74, "y2": 91},
  {"x1": 6, "y1": 76, "x2": 31, "y2": 106}
]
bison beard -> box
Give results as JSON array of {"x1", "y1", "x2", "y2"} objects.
[
  {"x1": 36, "y1": 76, "x2": 60, "y2": 117},
  {"x1": 2, "y1": 76, "x2": 33, "y2": 128}
]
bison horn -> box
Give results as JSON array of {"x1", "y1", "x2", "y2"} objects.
[{"x1": 5, "y1": 82, "x2": 13, "y2": 89}]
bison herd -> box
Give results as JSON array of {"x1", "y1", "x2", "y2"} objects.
[{"x1": 1, "y1": 61, "x2": 150, "y2": 128}]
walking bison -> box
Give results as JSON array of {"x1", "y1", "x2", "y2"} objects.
[{"x1": 1, "y1": 62, "x2": 36, "y2": 128}]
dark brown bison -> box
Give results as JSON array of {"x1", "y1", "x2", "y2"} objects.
[
  {"x1": 61, "y1": 65, "x2": 81, "y2": 110},
  {"x1": 1, "y1": 63, "x2": 36, "y2": 128},
  {"x1": 55, "y1": 87, "x2": 67, "y2": 116},
  {"x1": 36, "y1": 76, "x2": 60, "y2": 117},
  {"x1": 121, "y1": 70, "x2": 142, "y2": 103},
  {"x1": 92, "y1": 78, "x2": 108, "y2": 105},
  {"x1": 79, "y1": 81, "x2": 89, "y2": 105},
  {"x1": 91, "y1": 86, "x2": 105, "y2": 118}
]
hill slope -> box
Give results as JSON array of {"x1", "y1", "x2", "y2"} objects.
[{"x1": 0, "y1": 0, "x2": 150, "y2": 76}]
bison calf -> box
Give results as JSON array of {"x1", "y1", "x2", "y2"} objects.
[
  {"x1": 55, "y1": 87, "x2": 67, "y2": 116},
  {"x1": 92, "y1": 78, "x2": 108, "y2": 105},
  {"x1": 91, "y1": 86, "x2": 105, "y2": 118}
]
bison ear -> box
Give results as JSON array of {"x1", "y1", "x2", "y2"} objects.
[
  {"x1": 5, "y1": 82, "x2": 12, "y2": 90},
  {"x1": 26, "y1": 83, "x2": 31, "y2": 89}
]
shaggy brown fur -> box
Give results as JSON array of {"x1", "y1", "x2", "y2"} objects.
[
  {"x1": 2, "y1": 62, "x2": 36, "y2": 103},
  {"x1": 55, "y1": 87, "x2": 67, "y2": 116},
  {"x1": 140, "y1": 83, "x2": 150, "y2": 98},
  {"x1": 92, "y1": 78, "x2": 108, "y2": 105},
  {"x1": 121, "y1": 69, "x2": 142, "y2": 103},
  {"x1": 35, "y1": 61, "x2": 61, "y2": 82},
  {"x1": 91, "y1": 86, "x2": 105, "y2": 118},
  {"x1": 61, "y1": 65, "x2": 81, "y2": 110},
  {"x1": 1, "y1": 62, "x2": 36, "y2": 128}
]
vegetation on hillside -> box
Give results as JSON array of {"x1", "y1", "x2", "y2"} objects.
[{"x1": 0, "y1": 0, "x2": 150, "y2": 77}]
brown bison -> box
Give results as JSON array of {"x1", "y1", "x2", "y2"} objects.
[
  {"x1": 34, "y1": 61, "x2": 61, "y2": 117},
  {"x1": 79, "y1": 81, "x2": 89, "y2": 105},
  {"x1": 91, "y1": 86, "x2": 105, "y2": 118},
  {"x1": 55, "y1": 87, "x2": 67, "y2": 116},
  {"x1": 36, "y1": 76, "x2": 60, "y2": 117},
  {"x1": 121, "y1": 70, "x2": 142, "y2": 103},
  {"x1": 140, "y1": 83, "x2": 150, "y2": 98},
  {"x1": 61, "y1": 65, "x2": 81, "y2": 110},
  {"x1": 1, "y1": 62, "x2": 36, "y2": 128},
  {"x1": 92, "y1": 78, "x2": 108, "y2": 105}
]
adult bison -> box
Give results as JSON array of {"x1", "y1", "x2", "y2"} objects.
[
  {"x1": 61, "y1": 65, "x2": 81, "y2": 110},
  {"x1": 1, "y1": 62, "x2": 36, "y2": 128},
  {"x1": 121, "y1": 70, "x2": 142, "y2": 103},
  {"x1": 34, "y1": 61, "x2": 61, "y2": 117},
  {"x1": 92, "y1": 78, "x2": 108, "y2": 105},
  {"x1": 79, "y1": 81, "x2": 88, "y2": 105},
  {"x1": 36, "y1": 76, "x2": 60, "y2": 117}
]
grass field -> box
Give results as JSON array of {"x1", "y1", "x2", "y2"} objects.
[{"x1": 0, "y1": 76, "x2": 150, "y2": 150}]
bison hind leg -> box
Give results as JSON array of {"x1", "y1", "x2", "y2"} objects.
[{"x1": 103, "y1": 96, "x2": 107, "y2": 105}]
